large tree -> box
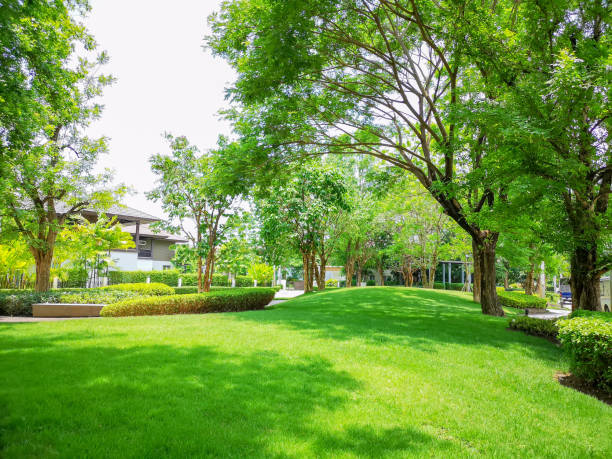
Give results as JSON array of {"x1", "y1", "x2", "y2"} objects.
[
  {"x1": 147, "y1": 135, "x2": 243, "y2": 292},
  {"x1": 208, "y1": 0, "x2": 507, "y2": 315},
  {"x1": 0, "y1": 14, "x2": 122, "y2": 292},
  {"x1": 459, "y1": 0, "x2": 610, "y2": 310},
  {"x1": 255, "y1": 162, "x2": 349, "y2": 293}
]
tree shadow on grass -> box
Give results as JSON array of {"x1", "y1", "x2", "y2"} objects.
[
  {"x1": 243, "y1": 287, "x2": 561, "y2": 361},
  {"x1": 0, "y1": 334, "x2": 461, "y2": 458}
]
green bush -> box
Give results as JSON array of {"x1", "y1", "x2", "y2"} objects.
[
  {"x1": 498, "y1": 290, "x2": 547, "y2": 309},
  {"x1": 108, "y1": 270, "x2": 180, "y2": 286},
  {"x1": 326, "y1": 278, "x2": 338, "y2": 288},
  {"x1": 235, "y1": 275, "x2": 254, "y2": 287},
  {"x1": 0, "y1": 291, "x2": 62, "y2": 316},
  {"x1": 366, "y1": 279, "x2": 376, "y2": 286},
  {"x1": 508, "y1": 316, "x2": 560, "y2": 340},
  {"x1": 558, "y1": 317, "x2": 612, "y2": 391},
  {"x1": 100, "y1": 282, "x2": 175, "y2": 296},
  {"x1": 174, "y1": 286, "x2": 199, "y2": 295},
  {"x1": 212, "y1": 274, "x2": 229, "y2": 287},
  {"x1": 434, "y1": 282, "x2": 465, "y2": 291},
  {"x1": 100, "y1": 288, "x2": 276, "y2": 317},
  {"x1": 570, "y1": 310, "x2": 612, "y2": 322},
  {"x1": 59, "y1": 291, "x2": 143, "y2": 305}
]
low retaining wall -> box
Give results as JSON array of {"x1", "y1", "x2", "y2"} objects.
[{"x1": 32, "y1": 303, "x2": 105, "y2": 318}]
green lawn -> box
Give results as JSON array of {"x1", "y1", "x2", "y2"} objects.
[{"x1": 0, "y1": 288, "x2": 610, "y2": 458}]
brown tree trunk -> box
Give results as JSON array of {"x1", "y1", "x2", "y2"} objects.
[
  {"x1": 33, "y1": 249, "x2": 54, "y2": 292},
  {"x1": 309, "y1": 252, "x2": 315, "y2": 291},
  {"x1": 503, "y1": 271, "x2": 509, "y2": 290},
  {"x1": 202, "y1": 249, "x2": 215, "y2": 292},
  {"x1": 477, "y1": 236, "x2": 503, "y2": 316},
  {"x1": 197, "y1": 256, "x2": 203, "y2": 293},
  {"x1": 420, "y1": 267, "x2": 427, "y2": 288},
  {"x1": 302, "y1": 252, "x2": 311, "y2": 293},
  {"x1": 377, "y1": 260, "x2": 384, "y2": 286},
  {"x1": 570, "y1": 245, "x2": 602, "y2": 311},
  {"x1": 316, "y1": 254, "x2": 327, "y2": 290},
  {"x1": 525, "y1": 263, "x2": 534, "y2": 295},
  {"x1": 356, "y1": 265, "x2": 362, "y2": 287},
  {"x1": 472, "y1": 239, "x2": 482, "y2": 303}
]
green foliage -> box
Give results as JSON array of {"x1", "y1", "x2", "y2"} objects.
[
  {"x1": 173, "y1": 286, "x2": 199, "y2": 295},
  {"x1": 508, "y1": 316, "x2": 560, "y2": 341},
  {"x1": 0, "y1": 291, "x2": 61, "y2": 316},
  {"x1": 109, "y1": 270, "x2": 181, "y2": 286},
  {"x1": 58, "y1": 291, "x2": 143, "y2": 305},
  {"x1": 248, "y1": 263, "x2": 273, "y2": 285},
  {"x1": 569, "y1": 310, "x2": 612, "y2": 322},
  {"x1": 558, "y1": 317, "x2": 612, "y2": 391},
  {"x1": 365, "y1": 280, "x2": 376, "y2": 286},
  {"x1": 99, "y1": 283, "x2": 175, "y2": 296},
  {"x1": 498, "y1": 290, "x2": 547, "y2": 310},
  {"x1": 100, "y1": 288, "x2": 276, "y2": 317},
  {"x1": 325, "y1": 279, "x2": 338, "y2": 288},
  {"x1": 433, "y1": 283, "x2": 465, "y2": 291},
  {"x1": 235, "y1": 275, "x2": 254, "y2": 287}
]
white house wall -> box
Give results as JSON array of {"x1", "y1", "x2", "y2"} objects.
[{"x1": 109, "y1": 251, "x2": 174, "y2": 272}]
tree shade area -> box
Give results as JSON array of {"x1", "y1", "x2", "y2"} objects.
[{"x1": 1, "y1": 288, "x2": 610, "y2": 457}]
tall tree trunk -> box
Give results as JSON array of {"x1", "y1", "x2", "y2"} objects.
[
  {"x1": 377, "y1": 260, "x2": 384, "y2": 286},
  {"x1": 503, "y1": 271, "x2": 509, "y2": 290},
  {"x1": 525, "y1": 262, "x2": 534, "y2": 295},
  {"x1": 570, "y1": 245, "x2": 602, "y2": 311},
  {"x1": 472, "y1": 239, "x2": 482, "y2": 303},
  {"x1": 33, "y1": 249, "x2": 53, "y2": 292},
  {"x1": 302, "y1": 252, "x2": 310, "y2": 293},
  {"x1": 473, "y1": 235, "x2": 503, "y2": 316},
  {"x1": 419, "y1": 267, "x2": 427, "y2": 288},
  {"x1": 202, "y1": 249, "x2": 215, "y2": 292},
  {"x1": 309, "y1": 252, "x2": 315, "y2": 291},
  {"x1": 317, "y1": 254, "x2": 327, "y2": 290},
  {"x1": 356, "y1": 265, "x2": 362, "y2": 287}
]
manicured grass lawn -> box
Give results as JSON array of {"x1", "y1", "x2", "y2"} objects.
[{"x1": 1, "y1": 287, "x2": 610, "y2": 457}]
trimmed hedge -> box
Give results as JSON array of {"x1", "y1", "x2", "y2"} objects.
[
  {"x1": 0, "y1": 283, "x2": 173, "y2": 315},
  {"x1": 99, "y1": 282, "x2": 174, "y2": 296},
  {"x1": 558, "y1": 316, "x2": 612, "y2": 391},
  {"x1": 498, "y1": 290, "x2": 547, "y2": 309},
  {"x1": 108, "y1": 270, "x2": 231, "y2": 287},
  {"x1": 100, "y1": 288, "x2": 276, "y2": 317},
  {"x1": 508, "y1": 316, "x2": 560, "y2": 341},
  {"x1": 433, "y1": 282, "x2": 465, "y2": 291},
  {"x1": 235, "y1": 275, "x2": 254, "y2": 287}
]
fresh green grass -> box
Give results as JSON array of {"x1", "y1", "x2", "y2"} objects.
[{"x1": 0, "y1": 287, "x2": 610, "y2": 458}]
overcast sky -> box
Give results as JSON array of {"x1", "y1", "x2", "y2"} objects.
[{"x1": 84, "y1": 0, "x2": 235, "y2": 219}]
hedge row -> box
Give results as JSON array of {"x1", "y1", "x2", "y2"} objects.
[
  {"x1": 100, "y1": 288, "x2": 276, "y2": 317},
  {"x1": 0, "y1": 283, "x2": 174, "y2": 316},
  {"x1": 107, "y1": 270, "x2": 258, "y2": 287},
  {"x1": 433, "y1": 282, "x2": 465, "y2": 291},
  {"x1": 558, "y1": 316, "x2": 612, "y2": 391},
  {"x1": 498, "y1": 290, "x2": 547, "y2": 309},
  {"x1": 508, "y1": 316, "x2": 560, "y2": 341}
]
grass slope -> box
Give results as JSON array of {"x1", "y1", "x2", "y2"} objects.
[{"x1": 0, "y1": 287, "x2": 610, "y2": 458}]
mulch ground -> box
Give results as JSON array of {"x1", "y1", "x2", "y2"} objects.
[{"x1": 555, "y1": 372, "x2": 612, "y2": 406}]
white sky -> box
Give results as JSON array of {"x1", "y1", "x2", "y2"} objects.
[{"x1": 84, "y1": 0, "x2": 235, "y2": 219}]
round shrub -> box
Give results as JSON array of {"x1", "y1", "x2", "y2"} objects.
[
  {"x1": 100, "y1": 288, "x2": 276, "y2": 317},
  {"x1": 498, "y1": 290, "x2": 547, "y2": 309}
]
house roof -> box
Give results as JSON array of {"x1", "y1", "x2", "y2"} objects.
[
  {"x1": 122, "y1": 223, "x2": 187, "y2": 243},
  {"x1": 55, "y1": 203, "x2": 161, "y2": 224}
]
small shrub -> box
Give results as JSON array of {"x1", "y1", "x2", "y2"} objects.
[
  {"x1": 108, "y1": 270, "x2": 180, "y2": 286},
  {"x1": 558, "y1": 317, "x2": 612, "y2": 391},
  {"x1": 435, "y1": 282, "x2": 465, "y2": 290},
  {"x1": 498, "y1": 290, "x2": 547, "y2": 309},
  {"x1": 508, "y1": 316, "x2": 560, "y2": 340},
  {"x1": 326, "y1": 278, "x2": 338, "y2": 288},
  {"x1": 211, "y1": 274, "x2": 229, "y2": 287},
  {"x1": 366, "y1": 279, "x2": 376, "y2": 286},
  {"x1": 100, "y1": 288, "x2": 276, "y2": 317}
]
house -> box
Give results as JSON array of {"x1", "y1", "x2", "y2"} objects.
[
  {"x1": 58, "y1": 203, "x2": 186, "y2": 272},
  {"x1": 112, "y1": 222, "x2": 186, "y2": 271}
]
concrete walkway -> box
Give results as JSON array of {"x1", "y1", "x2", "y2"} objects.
[
  {"x1": 528, "y1": 308, "x2": 571, "y2": 320},
  {"x1": 274, "y1": 289, "x2": 304, "y2": 299}
]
